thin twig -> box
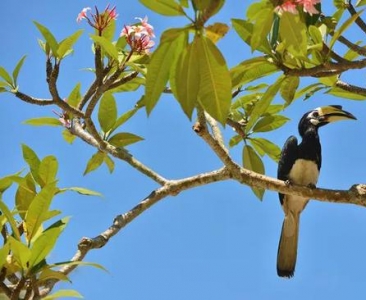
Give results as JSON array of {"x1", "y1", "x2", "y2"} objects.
[{"x1": 347, "y1": 3, "x2": 366, "y2": 34}]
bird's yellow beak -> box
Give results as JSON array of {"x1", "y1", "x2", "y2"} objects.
[{"x1": 318, "y1": 105, "x2": 357, "y2": 123}]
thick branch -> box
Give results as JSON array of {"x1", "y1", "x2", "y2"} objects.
[{"x1": 335, "y1": 79, "x2": 366, "y2": 96}]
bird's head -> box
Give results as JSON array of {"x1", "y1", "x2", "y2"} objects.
[{"x1": 298, "y1": 105, "x2": 356, "y2": 136}]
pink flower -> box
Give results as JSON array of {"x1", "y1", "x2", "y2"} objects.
[
  {"x1": 275, "y1": 1, "x2": 298, "y2": 14},
  {"x1": 120, "y1": 16, "x2": 155, "y2": 53},
  {"x1": 297, "y1": 0, "x2": 320, "y2": 15},
  {"x1": 76, "y1": 7, "x2": 91, "y2": 23}
]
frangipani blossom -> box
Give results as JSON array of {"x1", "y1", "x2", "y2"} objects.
[
  {"x1": 275, "y1": 0, "x2": 320, "y2": 16},
  {"x1": 120, "y1": 16, "x2": 155, "y2": 53},
  {"x1": 76, "y1": 7, "x2": 91, "y2": 23}
]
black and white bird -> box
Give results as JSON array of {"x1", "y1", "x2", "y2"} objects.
[{"x1": 277, "y1": 105, "x2": 356, "y2": 278}]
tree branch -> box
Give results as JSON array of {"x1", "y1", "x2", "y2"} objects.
[
  {"x1": 347, "y1": 2, "x2": 366, "y2": 34},
  {"x1": 335, "y1": 79, "x2": 366, "y2": 96}
]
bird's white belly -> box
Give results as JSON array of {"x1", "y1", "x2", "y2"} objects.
[{"x1": 288, "y1": 159, "x2": 319, "y2": 186}]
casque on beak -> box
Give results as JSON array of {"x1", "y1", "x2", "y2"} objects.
[{"x1": 318, "y1": 105, "x2": 357, "y2": 123}]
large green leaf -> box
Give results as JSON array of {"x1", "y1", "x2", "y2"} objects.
[
  {"x1": 108, "y1": 132, "x2": 144, "y2": 147},
  {"x1": 0, "y1": 242, "x2": 10, "y2": 270},
  {"x1": 98, "y1": 93, "x2": 117, "y2": 133},
  {"x1": 104, "y1": 155, "x2": 115, "y2": 174},
  {"x1": 250, "y1": 137, "x2": 281, "y2": 162},
  {"x1": 251, "y1": 7, "x2": 273, "y2": 52},
  {"x1": 170, "y1": 41, "x2": 200, "y2": 119},
  {"x1": 252, "y1": 115, "x2": 289, "y2": 133},
  {"x1": 67, "y1": 82, "x2": 82, "y2": 108},
  {"x1": 22, "y1": 144, "x2": 42, "y2": 185},
  {"x1": 196, "y1": 36, "x2": 232, "y2": 124},
  {"x1": 29, "y1": 217, "x2": 69, "y2": 269},
  {"x1": 231, "y1": 19, "x2": 271, "y2": 54},
  {"x1": 280, "y1": 76, "x2": 300, "y2": 104},
  {"x1": 23, "y1": 117, "x2": 61, "y2": 127},
  {"x1": 108, "y1": 107, "x2": 139, "y2": 136},
  {"x1": 15, "y1": 173, "x2": 37, "y2": 220},
  {"x1": 43, "y1": 290, "x2": 83, "y2": 300},
  {"x1": 25, "y1": 182, "x2": 58, "y2": 242},
  {"x1": 33, "y1": 21, "x2": 59, "y2": 57},
  {"x1": 145, "y1": 28, "x2": 187, "y2": 114},
  {"x1": 59, "y1": 187, "x2": 102, "y2": 197},
  {"x1": 38, "y1": 156, "x2": 58, "y2": 187},
  {"x1": 139, "y1": 0, "x2": 185, "y2": 16},
  {"x1": 0, "y1": 199, "x2": 20, "y2": 240},
  {"x1": 243, "y1": 145, "x2": 265, "y2": 200},
  {"x1": 279, "y1": 12, "x2": 307, "y2": 58},
  {"x1": 230, "y1": 57, "x2": 279, "y2": 88},
  {"x1": 12, "y1": 55, "x2": 26, "y2": 87},
  {"x1": 90, "y1": 34, "x2": 119, "y2": 61},
  {"x1": 84, "y1": 151, "x2": 105, "y2": 175},
  {"x1": 326, "y1": 87, "x2": 366, "y2": 100},
  {"x1": 58, "y1": 30, "x2": 83, "y2": 59},
  {"x1": 8, "y1": 236, "x2": 31, "y2": 270},
  {"x1": 245, "y1": 75, "x2": 284, "y2": 132},
  {"x1": 0, "y1": 67, "x2": 13, "y2": 86}
]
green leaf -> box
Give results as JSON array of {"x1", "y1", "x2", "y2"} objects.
[
  {"x1": 102, "y1": 17, "x2": 116, "y2": 41},
  {"x1": 326, "y1": 87, "x2": 366, "y2": 100},
  {"x1": 145, "y1": 28, "x2": 187, "y2": 114},
  {"x1": 230, "y1": 57, "x2": 279, "y2": 89},
  {"x1": 15, "y1": 173, "x2": 37, "y2": 220},
  {"x1": 43, "y1": 289, "x2": 83, "y2": 300},
  {"x1": 252, "y1": 115, "x2": 289, "y2": 132},
  {"x1": 0, "y1": 199, "x2": 21, "y2": 240},
  {"x1": 38, "y1": 156, "x2": 58, "y2": 187},
  {"x1": 23, "y1": 117, "x2": 61, "y2": 127},
  {"x1": 196, "y1": 36, "x2": 232, "y2": 124},
  {"x1": 29, "y1": 217, "x2": 69, "y2": 269},
  {"x1": 90, "y1": 34, "x2": 119, "y2": 61},
  {"x1": 329, "y1": 9, "x2": 364, "y2": 50},
  {"x1": 39, "y1": 269, "x2": 70, "y2": 283},
  {"x1": 170, "y1": 41, "x2": 200, "y2": 119},
  {"x1": 279, "y1": 12, "x2": 307, "y2": 58},
  {"x1": 8, "y1": 236, "x2": 31, "y2": 270},
  {"x1": 98, "y1": 93, "x2": 117, "y2": 133},
  {"x1": 12, "y1": 55, "x2": 26, "y2": 87},
  {"x1": 109, "y1": 77, "x2": 145, "y2": 93},
  {"x1": 49, "y1": 260, "x2": 107, "y2": 271},
  {"x1": 243, "y1": 145, "x2": 265, "y2": 200},
  {"x1": 33, "y1": 21, "x2": 59, "y2": 57},
  {"x1": 108, "y1": 132, "x2": 144, "y2": 147},
  {"x1": 231, "y1": 19, "x2": 271, "y2": 54},
  {"x1": 139, "y1": 0, "x2": 185, "y2": 16},
  {"x1": 25, "y1": 182, "x2": 58, "y2": 241},
  {"x1": 67, "y1": 82, "x2": 82, "y2": 108},
  {"x1": 280, "y1": 76, "x2": 300, "y2": 104},
  {"x1": 22, "y1": 144, "x2": 42, "y2": 185},
  {"x1": 84, "y1": 152, "x2": 105, "y2": 175},
  {"x1": 229, "y1": 135, "x2": 242, "y2": 148},
  {"x1": 104, "y1": 155, "x2": 115, "y2": 173},
  {"x1": 0, "y1": 67, "x2": 13, "y2": 86},
  {"x1": 245, "y1": 75, "x2": 284, "y2": 132},
  {"x1": 250, "y1": 137, "x2": 281, "y2": 162},
  {"x1": 61, "y1": 187, "x2": 102, "y2": 197},
  {"x1": 251, "y1": 7, "x2": 273, "y2": 52},
  {"x1": 109, "y1": 107, "x2": 139, "y2": 136},
  {"x1": 58, "y1": 30, "x2": 83, "y2": 59},
  {"x1": 357, "y1": 0, "x2": 366, "y2": 6},
  {"x1": 62, "y1": 129, "x2": 77, "y2": 144},
  {"x1": 294, "y1": 82, "x2": 324, "y2": 100}
]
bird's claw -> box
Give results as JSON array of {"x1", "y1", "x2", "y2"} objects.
[
  {"x1": 284, "y1": 179, "x2": 293, "y2": 186},
  {"x1": 307, "y1": 183, "x2": 316, "y2": 189}
]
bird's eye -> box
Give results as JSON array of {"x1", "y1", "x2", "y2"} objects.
[{"x1": 312, "y1": 111, "x2": 319, "y2": 118}]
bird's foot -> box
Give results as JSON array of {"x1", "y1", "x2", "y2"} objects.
[{"x1": 307, "y1": 183, "x2": 317, "y2": 189}]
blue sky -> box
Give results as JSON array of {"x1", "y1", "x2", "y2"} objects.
[{"x1": 1, "y1": 1, "x2": 366, "y2": 299}]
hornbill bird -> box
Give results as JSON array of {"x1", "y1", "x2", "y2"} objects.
[{"x1": 277, "y1": 105, "x2": 356, "y2": 278}]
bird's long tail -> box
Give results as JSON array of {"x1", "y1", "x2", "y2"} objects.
[{"x1": 277, "y1": 213, "x2": 300, "y2": 278}]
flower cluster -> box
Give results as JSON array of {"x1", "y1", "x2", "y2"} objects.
[
  {"x1": 275, "y1": 0, "x2": 321, "y2": 16},
  {"x1": 76, "y1": 5, "x2": 118, "y2": 34},
  {"x1": 120, "y1": 16, "x2": 155, "y2": 53}
]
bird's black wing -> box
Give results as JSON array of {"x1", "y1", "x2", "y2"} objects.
[{"x1": 277, "y1": 136, "x2": 298, "y2": 204}]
